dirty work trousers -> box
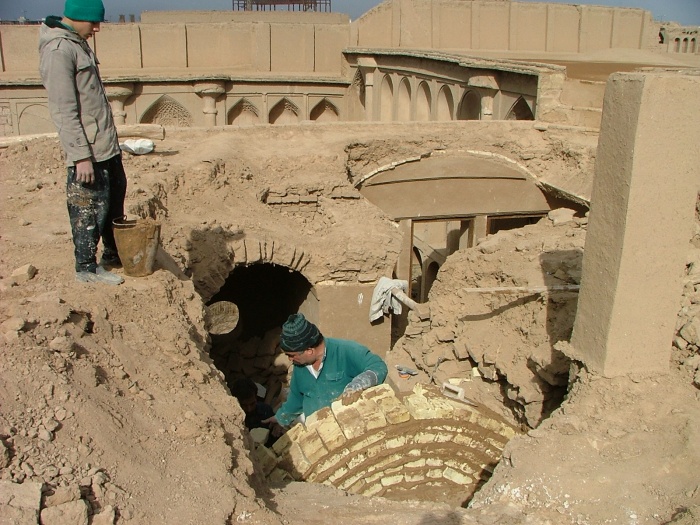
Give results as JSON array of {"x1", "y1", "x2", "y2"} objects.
[{"x1": 66, "y1": 154, "x2": 127, "y2": 273}]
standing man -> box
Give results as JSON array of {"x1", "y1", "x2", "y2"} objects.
[
  {"x1": 264, "y1": 313, "x2": 388, "y2": 428},
  {"x1": 39, "y1": 0, "x2": 126, "y2": 285}
]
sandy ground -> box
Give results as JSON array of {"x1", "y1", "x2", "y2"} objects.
[{"x1": 1, "y1": 124, "x2": 699, "y2": 524}]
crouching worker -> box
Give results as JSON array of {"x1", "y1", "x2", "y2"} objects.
[
  {"x1": 263, "y1": 313, "x2": 388, "y2": 429},
  {"x1": 231, "y1": 377, "x2": 284, "y2": 447}
]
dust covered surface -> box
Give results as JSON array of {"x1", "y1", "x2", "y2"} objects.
[{"x1": 1, "y1": 123, "x2": 699, "y2": 524}]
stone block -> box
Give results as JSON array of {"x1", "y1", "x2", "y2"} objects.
[
  {"x1": 405, "y1": 393, "x2": 437, "y2": 419},
  {"x1": 40, "y1": 500, "x2": 88, "y2": 525},
  {"x1": 277, "y1": 442, "x2": 311, "y2": 480},
  {"x1": 331, "y1": 400, "x2": 366, "y2": 439},
  {"x1": 368, "y1": 389, "x2": 411, "y2": 424},
  {"x1": 11, "y1": 264, "x2": 37, "y2": 283},
  {"x1": 442, "y1": 467, "x2": 472, "y2": 485},
  {"x1": 414, "y1": 431, "x2": 439, "y2": 444},
  {"x1": 304, "y1": 407, "x2": 347, "y2": 451},
  {"x1": 91, "y1": 505, "x2": 116, "y2": 525},
  {"x1": 297, "y1": 428, "x2": 328, "y2": 464},
  {"x1": 380, "y1": 474, "x2": 404, "y2": 486},
  {"x1": 424, "y1": 396, "x2": 455, "y2": 419},
  {"x1": 44, "y1": 484, "x2": 81, "y2": 507},
  {"x1": 254, "y1": 444, "x2": 278, "y2": 476},
  {"x1": 405, "y1": 472, "x2": 425, "y2": 483},
  {"x1": 384, "y1": 435, "x2": 407, "y2": 449},
  {"x1": 426, "y1": 468, "x2": 443, "y2": 479},
  {"x1": 268, "y1": 468, "x2": 293, "y2": 483},
  {"x1": 0, "y1": 481, "x2": 43, "y2": 523},
  {"x1": 405, "y1": 458, "x2": 426, "y2": 469},
  {"x1": 353, "y1": 398, "x2": 387, "y2": 431}
]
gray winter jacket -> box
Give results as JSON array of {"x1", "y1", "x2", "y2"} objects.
[{"x1": 39, "y1": 16, "x2": 120, "y2": 165}]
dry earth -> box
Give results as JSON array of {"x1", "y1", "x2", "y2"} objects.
[{"x1": 1, "y1": 123, "x2": 699, "y2": 525}]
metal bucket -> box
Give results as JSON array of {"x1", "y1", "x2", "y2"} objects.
[{"x1": 112, "y1": 217, "x2": 161, "y2": 277}]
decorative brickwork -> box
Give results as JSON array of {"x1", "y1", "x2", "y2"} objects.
[{"x1": 258, "y1": 383, "x2": 517, "y2": 505}]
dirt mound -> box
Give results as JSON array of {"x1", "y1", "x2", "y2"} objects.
[{"x1": 1, "y1": 126, "x2": 699, "y2": 524}]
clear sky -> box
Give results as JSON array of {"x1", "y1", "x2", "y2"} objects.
[{"x1": 1, "y1": 0, "x2": 698, "y2": 26}]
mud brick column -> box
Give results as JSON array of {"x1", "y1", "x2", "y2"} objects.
[
  {"x1": 105, "y1": 83, "x2": 134, "y2": 126},
  {"x1": 194, "y1": 82, "x2": 226, "y2": 127},
  {"x1": 570, "y1": 71, "x2": 700, "y2": 376}
]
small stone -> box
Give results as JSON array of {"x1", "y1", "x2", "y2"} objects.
[
  {"x1": 38, "y1": 428, "x2": 54, "y2": 442},
  {"x1": 1, "y1": 317, "x2": 26, "y2": 332},
  {"x1": 11, "y1": 264, "x2": 37, "y2": 283},
  {"x1": 49, "y1": 336, "x2": 74, "y2": 353}
]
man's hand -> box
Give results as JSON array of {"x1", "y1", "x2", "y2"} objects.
[
  {"x1": 75, "y1": 158, "x2": 95, "y2": 185},
  {"x1": 262, "y1": 415, "x2": 285, "y2": 437}
]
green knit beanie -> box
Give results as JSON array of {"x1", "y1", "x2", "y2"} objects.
[
  {"x1": 279, "y1": 314, "x2": 322, "y2": 352},
  {"x1": 64, "y1": 0, "x2": 105, "y2": 22}
]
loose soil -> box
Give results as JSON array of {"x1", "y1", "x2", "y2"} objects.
[{"x1": 1, "y1": 123, "x2": 699, "y2": 525}]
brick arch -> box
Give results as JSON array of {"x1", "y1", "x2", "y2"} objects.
[
  {"x1": 258, "y1": 384, "x2": 517, "y2": 505},
  {"x1": 140, "y1": 95, "x2": 193, "y2": 127},
  {"x1": 193, "y1": 236, "x2": 313, "y2": 304}
]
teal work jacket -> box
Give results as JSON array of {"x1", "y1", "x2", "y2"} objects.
[{"x1": 275, "y1": 338, "x2": 388, "y2": 426}]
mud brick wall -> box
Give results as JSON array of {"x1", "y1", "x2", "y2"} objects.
[{"x1": 255, "y1": 383, "x2": 517, "y2": 505}]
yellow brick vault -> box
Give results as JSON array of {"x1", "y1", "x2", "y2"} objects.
[{"x1": 257, "y1": 383, "x2": 518, "y2": 505}]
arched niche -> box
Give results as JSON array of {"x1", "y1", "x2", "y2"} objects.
[
  {"x1": 416, "y1": 81, "x2": 431, "y2": 122},
  {"x1": 457, "y1": 90, "x2": 480, "y2": 120},
  {"x1": 140, "y1": 95, "x2": 193, "y2": 127},
  {"x1": 269, "y1": 98, "x2": 300, "y2": 125},
  {"x1": 310, "y1": 99, "x2": 339, "y2": 122},
  {"x1": 18, "y1": 104, "x2": 54, "y2": 135},
  {"x1": 436, "y1": 85, "x2": 454, "y2": 121},
  {"x1": 380, "y1": 74, "x2": 393, "y2": 122},
  {"x1": 228, "y1": 98, "x2": 260, "y2": 126},
  {"x1": 397, "y1": 77, "x2": 411, "y2": 122},
  {"x1": 505, "y1": 97, "x2": 534, "y2": 121},
  {"x1": 348, "y1": 69, "x2": 366, "y2": 121}
]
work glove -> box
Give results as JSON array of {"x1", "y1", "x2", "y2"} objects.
[{"x1": 342, "y1": 370, "x2": 378, "y2": 396}]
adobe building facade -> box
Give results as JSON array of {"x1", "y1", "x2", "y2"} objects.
[{"x1": 1, "y1": 0, "x2": 698, "y2": 138}]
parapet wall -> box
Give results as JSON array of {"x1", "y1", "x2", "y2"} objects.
[
  {"x1": 353, "y1": 0, "x2": 656, "y2": 54},
  {"x1": 0, "y1": 1, "x2": 669, "y2": 78},
  {"x1": 0, "y1": 19, "x2": 351, "y2": 76}
]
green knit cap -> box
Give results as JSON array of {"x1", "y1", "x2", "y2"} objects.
[
  {"x1": 279, "y1": 314, "x2": 322, "y2": 352},
  {"x1": 64, "y1": 0, "x2": 105, "y2": 22}
]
